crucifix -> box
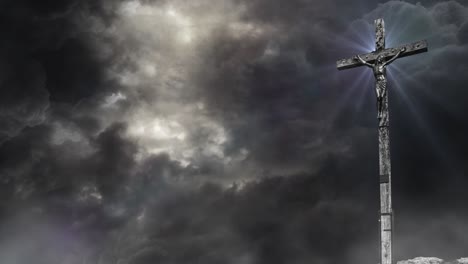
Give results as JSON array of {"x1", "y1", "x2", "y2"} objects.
[{"x1": 336, "y1": 19, "x2": 428, "y2": 264}]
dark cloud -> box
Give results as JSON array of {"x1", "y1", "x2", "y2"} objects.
[
  {"x1": 36, "y1": 37, "x2": 108, "y2": 103},
  {"x1": 0, "y1": 0, "x2": 468, "y2": 264},
  {"x1": 0, "y1": 0, "x2": 126, "y2": 143},
  {"x1": 90, "y1": 169, "x2": 377, "y2": 264},
  {"x1": 0, "y1": 60, "x2": 49, "y2": 142}
]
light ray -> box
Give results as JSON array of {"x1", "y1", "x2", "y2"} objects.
[
  {"x1": 350, "y1": 24, "x2": 375, "y2": 52},
  {"x1": 327, "y1": 68, "x2": 372, "y2": 129},
  {"x1": 353, "y1": 70, "x2": 375, "y2": 119},
  {"x1": 389, "y1": 63, "x2": 449, "y2": 114},
  {"x1": 326, "y1": 31, "x2": 373, "y2": 54},
  {"x1": 388, "y1": 67, "x2": 459, "y2": 176}
]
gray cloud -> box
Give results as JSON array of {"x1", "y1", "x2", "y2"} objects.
[{"x1": 0, "y1": 0, "x2": 467, "y2": 263}]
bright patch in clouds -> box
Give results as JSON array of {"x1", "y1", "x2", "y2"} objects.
[
  {"x1": 128, "y1": 118, "x2": 187, "y2": 142},
  {"x1": 127, "y1": 113, "x2": 229, "y2": 168},
  {"x1": 103, "y1": 92, "x2": 126, "y2": 108},
  {"x1": 119, "y1": 1, "x2": 194, "y2": 45},
  {"x1": 96, "y1": 0, "x2": 259, "y2": 180}
]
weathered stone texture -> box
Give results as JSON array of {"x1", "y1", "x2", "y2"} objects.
[{"x1": 397, "y1": 257, "x2": 468, "y2": 264}]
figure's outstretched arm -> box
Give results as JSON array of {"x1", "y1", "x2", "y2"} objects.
[
  {"x1": 383, "y1": 47, "x2": 406, "y2": 66},
  {"x1": 355, "y1": 55, "x2": 373, "y2": 67}
]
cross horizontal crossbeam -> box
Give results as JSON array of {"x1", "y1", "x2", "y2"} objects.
[{"x1": 336, "y1": 40, "x2": 428, "y2": 70}]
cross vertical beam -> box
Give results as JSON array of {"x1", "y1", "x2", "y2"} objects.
[
  {"x1": 336, "y1": 18, "x2": 428, "y2": 264},
  {"x1": 375, "y1": 18, "x2": 385, "y2": 52},
  {"x1": 374, "y1": 18, "x2": 393, "y2": 264}
]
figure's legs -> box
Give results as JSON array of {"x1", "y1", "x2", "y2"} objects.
[
  {"x1": 377, "y1": 97, "x2": 383, "y2": 119},
  {"x1": 375, "y1": 84, "x2": 381, "y2": 119}
]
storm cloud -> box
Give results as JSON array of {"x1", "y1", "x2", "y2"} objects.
[{"x1": 0, "y1": 0, "x2": 468, "y2": 263}]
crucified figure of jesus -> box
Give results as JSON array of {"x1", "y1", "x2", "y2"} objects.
[{"x1": 354, "y1": 47, "x2": 406, "y2": 120}]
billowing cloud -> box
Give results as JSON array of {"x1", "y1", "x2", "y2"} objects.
[{"x1": 0, "y1": 0, "x2": 468, "y2": 264}]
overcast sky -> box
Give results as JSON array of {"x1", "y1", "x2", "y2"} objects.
[{"x1": 1, "y1": 0, "x2": 468, "y2": 263}]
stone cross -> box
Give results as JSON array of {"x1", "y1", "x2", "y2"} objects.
[{"x1": 336, "y1": 18, "x2": 428, "y2": 264}]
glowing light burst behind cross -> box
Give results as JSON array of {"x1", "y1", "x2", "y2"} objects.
[{"x1": 336, "y1": 19, "x2": 428, "y2": 264}]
